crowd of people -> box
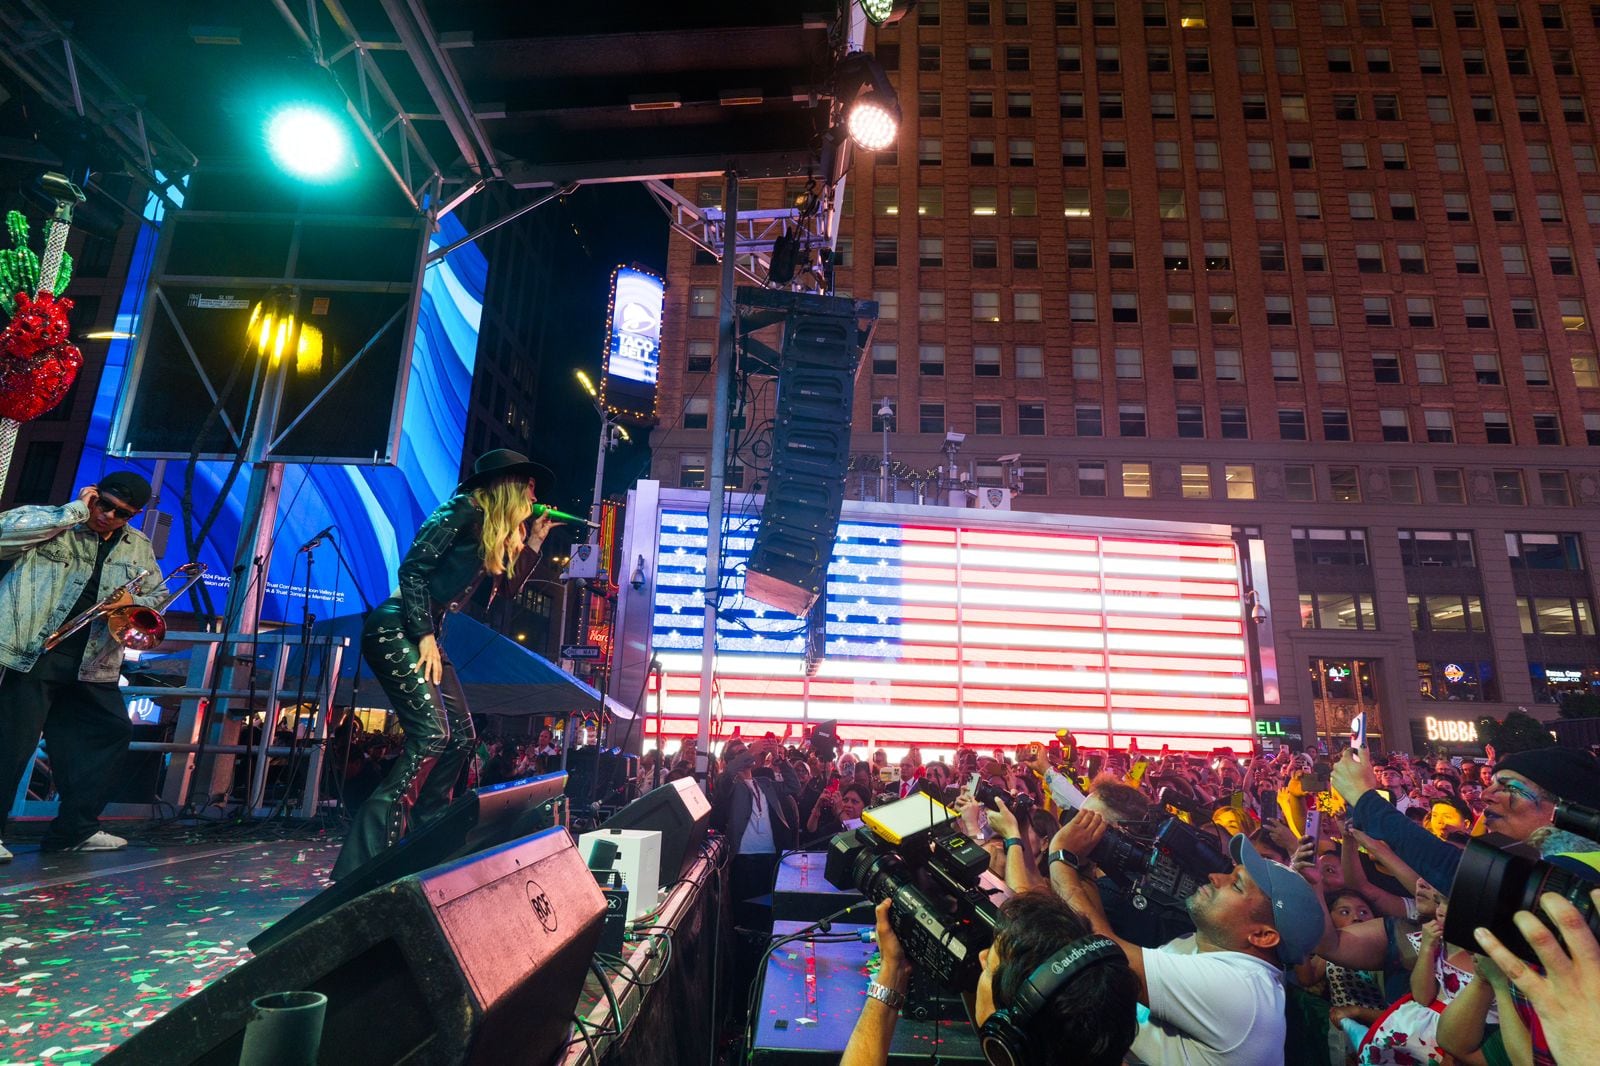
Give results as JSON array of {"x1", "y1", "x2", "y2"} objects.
[{"x1": 644, "y1": 729, "x2": 1600, "y2": 1066}]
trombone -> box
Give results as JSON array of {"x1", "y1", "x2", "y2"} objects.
[{"x1": 42, "y1": 562, "x2": 208, "y2": 653}]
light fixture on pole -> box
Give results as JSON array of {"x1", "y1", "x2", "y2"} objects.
[
  {"x1": 262, "y1": 58, "x2": 354, "y2": 182},
  {"x1": 858, "y1": 0, "x2": 917, "y2": 26},
  {"x1": 833, "y1": 52, "x2": 900, "y2": 152},
  {"x1": 877, "y1": 397, "x2": 894, "y2": 502}
]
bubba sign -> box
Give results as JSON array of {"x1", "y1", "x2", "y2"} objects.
[{"x1": 1424, "y1": 716, "x2": 1479, "y2": 744}]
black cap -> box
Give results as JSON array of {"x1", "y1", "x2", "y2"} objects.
[{"x1": 97, "y1": 471, "x2": 152, "y2": 510}]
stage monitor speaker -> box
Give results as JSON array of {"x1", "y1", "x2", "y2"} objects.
[
  {"x1": 249, "y1": 772, "x2": 567, "y2": 955},
  {"x1": 744, "y1": 312, "x2": 864, "y2": 617},
  {"x1": 104, "y1": 826, "x2": 605, "y2": 1066},
  {"x1": 600, "y1": 777, "x2": 712, "y2": 881}
]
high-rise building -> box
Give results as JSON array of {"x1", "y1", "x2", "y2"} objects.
[{"x1": 651, "y1": 0, "x2": 1600, "y2": 753}]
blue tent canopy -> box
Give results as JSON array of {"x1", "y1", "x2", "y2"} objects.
[{"x1": 293, "y1": 612, "x2": 635, "y2": 718}]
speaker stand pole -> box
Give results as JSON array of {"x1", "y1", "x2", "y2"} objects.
[{"x1": 695, "y1": 171, "x2": 738, "y2": 786}]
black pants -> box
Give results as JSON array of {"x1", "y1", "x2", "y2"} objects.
[
  {"x1": 0, "y1": 666, "x2": 132, "y2": 849},
  {"x1": 329, "y1": 617, "x2": 474, "y2": 880}
]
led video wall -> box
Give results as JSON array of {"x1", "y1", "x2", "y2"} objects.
[
  {"x1": 645, "y1": 506, "x2": 1254, "y2": 754},
  {"x1": 76, "y1": 202, "x2": 483, "y2": 622}
]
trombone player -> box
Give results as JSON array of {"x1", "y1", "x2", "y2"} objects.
[{"x1": 0, "y1": 472, "x2": 158, "y2": 862}]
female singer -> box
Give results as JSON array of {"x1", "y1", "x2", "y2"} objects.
[{"x1": 331, "y1": 449, "x2": 554, "y2": 879}]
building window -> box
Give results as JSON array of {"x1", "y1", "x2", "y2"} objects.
[
  {"x1": 1294, "y1": 527, "x2": 1369, "y2": 567},
  {"x1": 1410, "y1": 593, "x2": 1486, "y2": 632},
  {"x1": 919, "y1": 403, "x2": 946, "y2": 434},
  {"x1": 971, "y1": 291, "x2": 1000, "y2": 321},
  {"x1": 974, "y1": 403, "x2": 1003, "y2": 435},
  {"x1": 1285, "y1": 465, "x2": 1315, "y2": 501},
  {"x1": 1018, "y1": 403, "x2": 1046, "y2": 436},
  {"x1": 1076, "y1": 405, "x2": 1104, "y2": 436},
  {"x1": 920, "y1": 344, "x2": 945, "y2": 375},
  {"x1": 1494, "y1": 470, "x2": 1526, "y2": 506},
  {"x1": 683, "y1": 397, "x2": 710, "y2": 429},
  {"x1": 1507, "y1": 532, "x2": 1585, "y2": 571},
  {"x1": 1072, "y1": 347, "x2": 1100, "y2": 379},
  {"x1": 1016, "y1": 346, "x2": 1042, "y2": 379},
  {"x1": 1483, "y1": 411, "x2": 1513, "y2": 444},
  {"x1": 1119, "y1": 405, "x2": 1147, "y2": 437},
  {"x1": 1180, "y1": 464, "x2": 1211, "y2": 498},
  {"x1": 1540, "y1": 472, "x2": 1573, "y2": 507},
  {"x1": 1533, "y1": 413, "x2": 1563, "y2": 446},
  {"x1": 1433, "y1": 469, "x2": 1466, "y2": 505},
  {"x1": 973, "y1": 345, "x2": 1001, "y2": 377},
  {"x1": 1322, "y1": 409, "x2": 1352, "y2": 441},
  {"x1": 689, "y1": 287, "x2": 718, "y2": 317},
  {"x1": 686, "y1": 340, "x2": 714, "y2": 374},
  {"x1": 871, "y1": 343, "x2": 898, "y2": 376},
  {"x1": 1380, "y1": 409, "x2": 1410, "y2": 442},
  {"x1": 920, "y1": 291, "x2": 945, "y2": 321},
  {"x1": 1519, "y1": 597, "x2": 1596, "y2": 636},
  {"x1": 1330, "y1": 467, "x2": 1361, "y2": 503},
  {"x1": 972, "y1": 238, "x2": 999, "y2": 269},
  {"x1": 1220, "y1": 406, "x2": 1249, "y2": 439},
  {"x1": 1225, "y1": 465, "x2": 1256, "y2": 500},
  {"x1": 1078, "y1": 461, "x2": 1107, "y2": 497},
  {"x1": 1215, "y1": 349, "x2": 1242, "y2": 381},
  {"x1": 1419, "y1": 660, "x2": 1499, "y2": 702},
  {"x1": 679, "y1": 453, "x2": 707, "y2": 489},
  {"x1": 1177, "y1": 405, "x2": 1206, "y2": 438},
  {"x1": 1399, "y1": 530, "x2": 1475, "y2": 568},
  {"x1": 1390, "y1": 468, "x2": 1421, "y2": 503},
  {"x1": 1279, "y1": 409, "x2": 1308, "y2": 440},
  {"x1": 1300, "y1": 591, "x2": 1378, "y2": 631},
  {"x1": 919, "y1": 239, "x2": 944, "y2": 268},
  {"x1": 1114, "y1": 348, "x2": 1143, "y2": 379},
  {"x1": 1122, "y1": 462, "x2": 1151, "y2": 498}
]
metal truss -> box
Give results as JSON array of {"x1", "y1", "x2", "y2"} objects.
[
  {"x1": 644, "y1": 178, "x2": 842, "y2": 289},
  {"x1": 270, "y1": 0, "x2": 470, "y2": 214},
  {"x1": 0, "y1": 0, "x2": 195, "y2": 209}
]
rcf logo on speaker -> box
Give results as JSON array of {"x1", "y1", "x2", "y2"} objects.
[{"x1": 525, "y1": 879, "x2": 558, "y2": 932}]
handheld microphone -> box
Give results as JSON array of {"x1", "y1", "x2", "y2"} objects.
[
  {"x1": 299, "y1": 525, "x2": 335, "y2": 552},
  {"x1": 532, "y1": 504, "x2": 601, "y2": 528}
]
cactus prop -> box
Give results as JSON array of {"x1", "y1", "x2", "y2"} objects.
[{"x1": 0, "y1": 210, "x2": 74, "y2": 317}]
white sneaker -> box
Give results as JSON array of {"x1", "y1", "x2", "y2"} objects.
[
  {"x1": 63, "y1": 831, "x2": 127, "y2": 852},
  {"x1": 0, "y1": 839, "x2": 11, "y2": 863}
]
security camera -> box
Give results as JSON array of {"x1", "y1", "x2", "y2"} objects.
[
  {"x1": 996, "y1": 452, "x2": 1022, "y2": 463},
  {"x1": 944, "y1": 429, "x2": 966, "y2": 445},
  {"x1": 877, "y1": 397, "x2": 895, "y2": 419}
]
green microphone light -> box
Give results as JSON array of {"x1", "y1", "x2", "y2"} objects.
[{"x1": 532, "y1": 503, "x2": 600, "y2": 528}]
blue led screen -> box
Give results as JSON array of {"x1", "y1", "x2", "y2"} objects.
[{"x1": 75, "y1": 205, "x2": 484, "y2": 623}]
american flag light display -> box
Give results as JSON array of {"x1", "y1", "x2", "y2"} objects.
[{"x1": 647, "y1": 507, "x2": 1254, "y2": 754}]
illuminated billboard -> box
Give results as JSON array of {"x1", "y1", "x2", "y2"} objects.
[
  {"x1": 643, "y1": 499, "x2": 1253, "y2": 754},
  {"x1": 75, "y1": 204, "x2": 483, "y2": 623},
  {"x1": 599, "y1": 265, "x2": 663, "y2": 423}
]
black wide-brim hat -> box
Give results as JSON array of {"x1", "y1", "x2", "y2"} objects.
[{"x1": 457, "y1": 449, "x2": 553, "y2": 494}]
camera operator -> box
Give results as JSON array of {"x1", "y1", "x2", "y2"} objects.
[
  {"x1": 1048, "y1": 810, "x2": 1324, "y2": 1065},
  {"x1": 841, "y1": 893, "x2": 1141, "y2": 1066},
  {"x1": 1331, "y1": 745, "x2": 1600, "y2": 894}
]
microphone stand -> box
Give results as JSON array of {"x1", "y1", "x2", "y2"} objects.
[{"x1": 325, "y1": 532, "x2": 373, "y2": 817}]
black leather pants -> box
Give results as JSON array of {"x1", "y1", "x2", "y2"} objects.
[{"x1": 329, "y1": 609, "x2": 474, "y2": 880}]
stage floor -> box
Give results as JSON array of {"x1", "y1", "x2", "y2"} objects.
[{"x1": 0, "y1": 838, "x2": 340, "y2": 1065}]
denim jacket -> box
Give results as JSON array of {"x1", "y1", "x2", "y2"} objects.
[{"x1": 0, "y1": 500, "x2": 161, "y2": 682}]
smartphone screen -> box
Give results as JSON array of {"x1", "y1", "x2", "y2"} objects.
[
  {"x1": 1350, "y1": 712, "x2": 1367, "y2": 752},
  {"x1": 827, "y1": 778, "x2": 840, "y2": 794},
  {"x1": 1305, "y1": 808, "x2": 1322, "y2": 841}
]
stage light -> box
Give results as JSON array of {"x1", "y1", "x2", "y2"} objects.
[
  {"x1": 858, "y1": 0, "x2": 915, "y2": 26},
  {"x1": 834, "y1": 53, "x2": 900, "y2": 153},
  {"x1": 265, "y1": 103, "x2": 351, "y2": 180}
]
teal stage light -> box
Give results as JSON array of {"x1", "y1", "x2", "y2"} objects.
[{"x1": 265, "y1": 103, "x2": 351, "y2": 180}]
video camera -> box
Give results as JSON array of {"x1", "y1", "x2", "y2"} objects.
[
  {"x1": 825, "y1": 793, "x2": 1001, "y2": 990},
  {"x1": 1066, "y1": 804, "x2": 1232, "y2": 913},
  {"x1": 1445, "y1": 800, "x2": 1600, "y2": 963}
]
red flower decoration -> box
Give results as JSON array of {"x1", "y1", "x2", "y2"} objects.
[
  {"x1": 0, "y1": 291, "x2": 83, "y2": 422},
  {"x1": 0, "y1": 291, "x2": 74, "y2": 359}
]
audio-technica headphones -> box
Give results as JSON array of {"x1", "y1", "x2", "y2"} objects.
[{"x1": 977, "y1": 934, "x2": 1123, "y2": 1066}]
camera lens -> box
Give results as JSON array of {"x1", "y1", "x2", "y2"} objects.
[{"x1": 1445, "y1": 840, "x2": 1600, "y2": 963}]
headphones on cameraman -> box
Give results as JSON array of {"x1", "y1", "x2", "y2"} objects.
[{"x1": 978, "y1": 935, "x2": 1123, "y2": 1066}]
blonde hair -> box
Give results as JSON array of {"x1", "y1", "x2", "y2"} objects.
[{"x1": 471, "y1": 478, "x2": 533, "y2": 576}]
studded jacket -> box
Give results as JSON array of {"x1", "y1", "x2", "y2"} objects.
[{"x1": 0, "y1": 499, "x2": 161, "y2": 682}]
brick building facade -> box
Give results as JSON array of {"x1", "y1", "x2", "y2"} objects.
[{"x1": 652, "y1": 0, "x2": 1600, "y2": 752}]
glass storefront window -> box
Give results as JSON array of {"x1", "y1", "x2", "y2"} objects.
[
  {"x1": 1529, "y1": 663, "x2": 1600, "y2": 704},
  {"x1": 1417, "y1": 659, "x2": 1498, "y2": 701}
]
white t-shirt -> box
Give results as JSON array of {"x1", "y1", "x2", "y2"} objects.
[{"x1": 1127, "y1": 936, "x2": 1285, "y2": 1066}]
